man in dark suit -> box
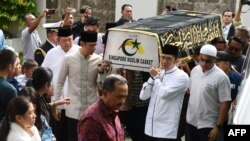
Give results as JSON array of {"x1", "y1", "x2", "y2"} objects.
[
  {"x1": 34, "y1": 27, "x2": 58, "y2": 66},
  {"x1": 222, "y1": 10, "x2": 235, "y2": 40},
  {"x1": 72, "y1": 5, "x2": 92, "y2": 39},
  {"x1": 117, "y1": 4, "x2": 136, "y2": 26}
]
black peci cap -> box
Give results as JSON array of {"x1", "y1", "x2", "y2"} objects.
[
  {"x1": 58, "y1": 26, "x2": 72, "y2": 37},
  {"x1": 162, "y1": 44, "x2": 179, "y2": 56},
  {"x1": 80, "y1": 31, "x2": 97, "y2": 42}
]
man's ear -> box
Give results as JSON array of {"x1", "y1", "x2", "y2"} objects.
[
  {"x1": 80, "y1": 41, "x2": 84, "y2": 46},
  {"x1": 102, "y1": 89, "x2": 108, "y2": 97},
  {"x1": 8, "y1": 63, "x2": 13, "y2": 72},
  {"x1": 44, "y1": 82, "x2": 51, "y2": 90},
  {"x1": 174, "y1": 58, "x2": 179, "y2": 63}
]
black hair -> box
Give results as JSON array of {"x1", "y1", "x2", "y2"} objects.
[
  {"x1": 210, "y1": 37, "x2": 226, "y2": 45},
  {"x1": 228, "y1": 36, "x2": 246, "y2": 48},
  {"x1": 22, "y1": 59, "x2": 38, "y2": 70},
  {"x1": 0, "y1": 49, "x2": 17, "y2": 71},
  {"x1": 236, "y1": 27, "x2": 250, "y2": 38},
  {"x1": 80, "y1": 5, "x2": 91, "y2": 13},
  {"x1": 172, "y1": 7, "x2": 177, "y2": 11},
  {"x1": 222, "y1": 9, "x2": 235, "y2": 18},
  {"x1": 19, "y1": 87, "x2": 43, "y2": 131},
  {"x1": 102, "y1": 74, "x2": 127, "y2": 92},
  {"x1": 165, "y1": 5, "x2": 172, "y2": 11},
  {"x1": 194, "y1": 45, "x2": 202, "y2": 55},
  {"x1": 85, "y1": 16, "x2": 99, "y2": 26},
  {"x1": 121, "y1": 4, "x2": 132, "y2": 12},
  {"x1": 0, "y1": 96, "x2": 32, "y2": 141},
  {"x1": 31, "y1": 67, "x2": 53, "y2": 91},
  {"x1": 62, "y1": 14, "x2": 66, "y2": 20}
]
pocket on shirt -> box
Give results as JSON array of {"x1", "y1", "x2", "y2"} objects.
[{"x1": 204, "y1": 83, "x2": 214, "y2": 95}]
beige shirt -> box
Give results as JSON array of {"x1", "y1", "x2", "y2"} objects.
[
  {"x1": 55, "y1": 50, "x2": 102, "y2": 119},
  {"x1": 42, "y1": 45, "x2": 79, "y2": 108}
]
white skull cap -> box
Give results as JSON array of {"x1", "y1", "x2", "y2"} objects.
[{"x1": 200, "y1": 44, "x2": 217, "y2": 58}]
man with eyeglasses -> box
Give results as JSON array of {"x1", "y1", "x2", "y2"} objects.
[
  {"x1": 226, "y1": 36, "x2": 246, "y2": 73},
  {"x1": 186, "y1": 44, "x2": 231, "y2": 141},
  {"x1": 41, "y1": 27, "x2": 79, "y2": 141}
]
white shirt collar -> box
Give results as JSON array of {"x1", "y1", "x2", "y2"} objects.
[{"x1": 47, "y1": 39, "x2": 57, "y2": 48}]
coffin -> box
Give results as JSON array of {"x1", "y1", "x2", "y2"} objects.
[{"x1": 104, "y1": 10, "x2": 222, "y2": 71}]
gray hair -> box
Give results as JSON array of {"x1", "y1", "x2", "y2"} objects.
[
  {"x1": 24, "y1": 13, "x2": 33, "y2": 20},
  {"x1": 102, "y1": 74, "x2": 127, "y2": 92}
]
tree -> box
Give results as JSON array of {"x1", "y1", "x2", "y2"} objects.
[{"x1": 0, "y1": 0, "x2": 38, "y2": 38}]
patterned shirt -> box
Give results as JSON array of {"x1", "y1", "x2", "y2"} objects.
[{"x1": 78, "y1": 99, "x2": 124, "y2": 141}]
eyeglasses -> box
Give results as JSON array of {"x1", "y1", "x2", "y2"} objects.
[
  {"x1": 228, "y1": 46, "x2": 241, "y2": 52},
  {"x1": 199, "y1": 58, "x2": 214, "y2": 64}
]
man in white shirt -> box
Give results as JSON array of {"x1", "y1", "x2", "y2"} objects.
[
  {"x1": 73, "y1": 17, "x2": 104, "y2": 55},
  {"x1": 140, "y1": 44, "x2": 189, "y2": 141},
  {"x1": 186, "y1": 44, "x2": 231, "y2": 141},
  {"x1": 42, "y1": 26, "x2": 79, "y2": 141},
  {"x1": 55, "y1": 31, "x2": 102, "y2": 141},
  {"x1": 21, "y1": 11, "x2": 47, "y2": 60}
]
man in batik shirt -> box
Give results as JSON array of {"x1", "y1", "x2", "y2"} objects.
[{"x1": 78, "y1": 74, "x2": 128, "y2": 141}]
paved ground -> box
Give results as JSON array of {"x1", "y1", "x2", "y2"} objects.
[{"x1": 125, "y1": 136, "x2": 185, "y2": 141}]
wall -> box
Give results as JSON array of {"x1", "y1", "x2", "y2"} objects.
[
  {"x1": 46, "y1": 0, "x2": 237, "y2": 31},
  {"x1": 115, "y1": 0, "x2": 158, "y2": 21},
  {"x1": 158, "y1": 0, "x2": 236, "y2": 15}
]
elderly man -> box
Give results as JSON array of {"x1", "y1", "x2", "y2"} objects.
[
  {"x1": 186, "y1": 44, "x2": 231, "y2": 141},
  {"x1": 78, "y1": 74, "x2": 128, "y2": 141},
  {"x1": 21, "y1": 11, "x2": 47, "y2": 60},
  {"x1": 41, "y1": 26, "x2": 79, "y2": 141},
  {"x1": 140, "y1": 44, "x2": 189, "y2": 141},
  {"x1": 55, "y1": 31, "x2": 101, "y2": 141}
]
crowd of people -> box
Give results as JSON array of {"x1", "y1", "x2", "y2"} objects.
[{"x1": 0, "y1": 1, "x2": 250, "y2": 141}]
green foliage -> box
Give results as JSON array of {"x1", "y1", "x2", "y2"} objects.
[{"x1": 0, "y1": 0, "x2": 39, "y2": 38}]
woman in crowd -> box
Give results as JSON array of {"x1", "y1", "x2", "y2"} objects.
[
  {"x1": 25, "y1": 67, "x2": 71, "y2": 141},
  {"x1": 0, "y1": 96, "x2": 41, "y2": 141}
]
